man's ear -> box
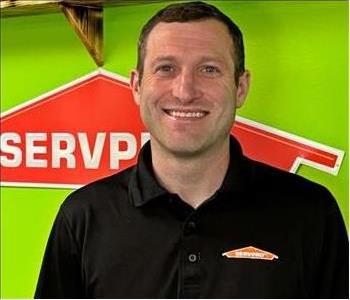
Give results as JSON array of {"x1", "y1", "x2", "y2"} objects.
[
  {"x1": 235, "y1": 70, "x2": 251, "y2": 108},
  {"x1": 130, "y1": 70, "x2": 141, "y2": 106}
]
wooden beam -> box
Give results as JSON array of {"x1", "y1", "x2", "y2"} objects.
[{"x1": 60, "y1": 3, "x2": 103, "y2": 66}]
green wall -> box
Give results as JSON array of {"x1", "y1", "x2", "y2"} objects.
[{"x1": 1, "y1": 1, "x2": 348, "y2": 297}]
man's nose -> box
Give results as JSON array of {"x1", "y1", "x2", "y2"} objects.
[{"x1": 171, "y1": 70, "x2": 202, "y2": 103}]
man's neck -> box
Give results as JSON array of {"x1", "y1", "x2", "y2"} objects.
[{"x1": 150, "y1": 139, "x2": 230, "y2": 209}]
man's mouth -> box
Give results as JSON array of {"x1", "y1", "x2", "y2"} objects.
[{"x1": 163, "y1": 109, "x2": 208, "y2": 119}]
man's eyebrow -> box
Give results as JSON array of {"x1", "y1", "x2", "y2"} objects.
[
  {"x1": 197, "y1": 56, "x2": 225, "y2": 64},
  {"x1": 150, "y1": 55, "x2": 225, "y2": 65},
  {"x1": 150, "y1": 56, "x2": 177, "y2": 65}
]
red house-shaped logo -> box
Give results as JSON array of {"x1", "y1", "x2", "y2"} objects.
[{"x1": 0, "y1": 69, "x2": 344, "y2": 188}]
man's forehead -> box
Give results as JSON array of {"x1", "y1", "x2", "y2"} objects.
[
  {"x1": 148, "y1": 19, "x2": 231, "y2": 40},
  {"x1": 144, "y1": 19, "x2": 235, "y2": 66}
]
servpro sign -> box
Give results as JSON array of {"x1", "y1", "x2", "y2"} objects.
[{"x1": 0, "y1": 69, "x2": 344, "y2": 189}]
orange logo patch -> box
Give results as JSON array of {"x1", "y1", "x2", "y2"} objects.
[{"x1": 222, "y1": 246, "x2": 279, "y2": 261}]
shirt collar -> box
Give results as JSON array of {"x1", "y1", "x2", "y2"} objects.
[
  {"x1": 129, "y1": 141, "x2": 168, "y2": 207},
  {"x1": 129, "y1": 135, "x2": 252, "y2": 207},
  {"x1": 220, "y1": 136, "x2": 252, "y2": 194}
]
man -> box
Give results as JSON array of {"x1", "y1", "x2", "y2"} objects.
[{"x1": 35, "y1": 1, "x2": 348, "y2": 298}]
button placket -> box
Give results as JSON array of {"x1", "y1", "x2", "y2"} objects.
[{"x1": 180, "y1": 215, "x2": 201, "y2": 298}]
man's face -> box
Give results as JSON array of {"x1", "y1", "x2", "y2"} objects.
[{"x1": 131, "y1": 19, "x2": 250, "y2": 157}]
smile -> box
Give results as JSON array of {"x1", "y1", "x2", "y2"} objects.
[{"x1": 164, "y1": 109, "x2": 208, "y2": 119}]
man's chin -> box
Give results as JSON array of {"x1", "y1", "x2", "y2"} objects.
[{"x1": 158, "y1": 140, "x2": 211, "y2": 159}]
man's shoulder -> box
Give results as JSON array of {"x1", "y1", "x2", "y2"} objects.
[
  {"x1": 247, "y1": 158, "x2": 337, "y2": 212},
  {"x1": 250, "y1": 158, "x2": 321, "y2": 189},
  {"x1": 60, "y1": 166, "x2": 135, "y2": 217}
]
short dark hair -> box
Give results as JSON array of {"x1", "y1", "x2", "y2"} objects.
[{"x1": 136, "y1": 1, "x2": 245, "y2": 85}]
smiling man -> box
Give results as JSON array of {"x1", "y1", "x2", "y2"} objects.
[
  {"x1": 35, "y1": 1, "x2": 348, "y2": 298},
  {"x1": 130, "y1": 17, "x2": 249, "y2": 208}
]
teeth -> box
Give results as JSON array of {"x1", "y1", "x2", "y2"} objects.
[{"x1": 168, "y1": 110, "x2": 205, "y2": 118}]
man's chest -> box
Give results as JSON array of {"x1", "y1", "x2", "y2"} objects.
[{"x1": 80, "y1": 198, "x2": 311, "y2": 298}]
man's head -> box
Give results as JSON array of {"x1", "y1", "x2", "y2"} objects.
[
  {"x1": 131, "y1": 1, "x2": 250, "y2": 157},
  {"x1": 136, "y1": 1, "x2": 245, "y2": 85}
]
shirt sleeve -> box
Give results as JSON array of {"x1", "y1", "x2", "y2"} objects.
[
  {"x1": 312, "y1": 192, "x2": 349, "y2": 298},
  {"x1": 34, "y1": 207, "x2": 84, "y2": 298}
]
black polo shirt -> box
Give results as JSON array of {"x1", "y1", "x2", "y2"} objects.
[{"x1": 35, "y1": 136, "x2": 348, "y2": 298}]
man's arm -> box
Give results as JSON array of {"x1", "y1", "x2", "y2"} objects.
[
  {"x1": 34, "y1": 208, "x2": 84, "y2": 298},
  {"x1": 312, "y1": 191, "x2": 349, "y2": 298}
]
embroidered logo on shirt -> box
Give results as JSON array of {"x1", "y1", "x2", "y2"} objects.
[{"x1": 222, "y1": 246, "x2": 279, "y2": 260}]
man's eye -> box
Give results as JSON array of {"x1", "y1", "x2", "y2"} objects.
[
  {"x1": 201, "y1": 65, "x2": 220, "y2": 74},
  {"x1": 155, "y1": 65, "x2": 174, "y2": 73}
]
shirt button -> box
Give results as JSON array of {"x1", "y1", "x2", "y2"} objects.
[
  {"x1": 184, "y1": 221, "x2": 196, "y2": 235},
  {"x1": 188, "y1": 253, "x2": 199, "y2": 263},
  {"x1": 187, "y1": 221, "x2": 196, "y2": 230}
]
